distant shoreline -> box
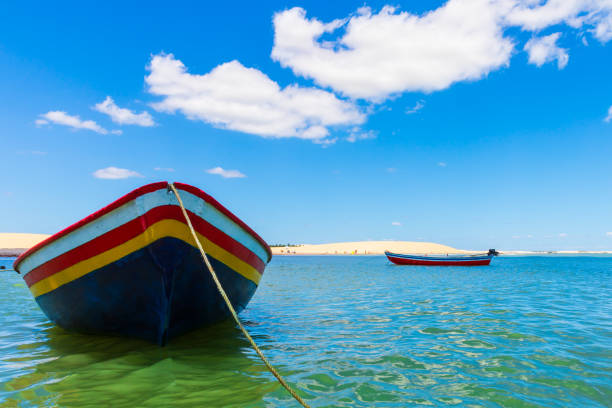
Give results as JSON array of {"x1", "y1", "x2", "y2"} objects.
[
  {"x1": 0, "y1": 233, "x2": 50, "y2": 257},
  {"x1": 270, "y1": 241, "x2": 612, "y2": 256},
  {"x1": 497, "y1": 250, "x2": 612, "y2": 255},
  {"x1": 273, "y1": 251, "x2": 612, "y2": 256},
  {"x1": 272, "y1": 252, "x2": 612, "y2": 256},
  {"x1": 1, "y1": 234, "x2": 610, "y2": 257},
  {"x1": 0, "y1": 249, "x2": 27, "y2": 257},
  {"x1": 271, "y1": 241, "x2": 469, "y2": 256}
]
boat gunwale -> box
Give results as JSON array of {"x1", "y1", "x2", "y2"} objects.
[{"x1": 14, "y1": 181, "x2": 271, "y2": 270}]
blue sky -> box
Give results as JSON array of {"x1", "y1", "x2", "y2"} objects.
[{"x1": 1, "y1": 0, "x2": 611, "y2": 251}]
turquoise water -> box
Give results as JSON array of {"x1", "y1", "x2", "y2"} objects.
[{"x1": 1, "y1": 255, "x2": 611, "y2": 407}]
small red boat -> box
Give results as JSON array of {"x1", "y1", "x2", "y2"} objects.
[{"x1": 385, "y1": 249, "x2": 498, "y2": 266}]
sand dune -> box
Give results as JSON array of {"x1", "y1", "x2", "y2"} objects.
[
  {"x1": 0, "y1": 233, "x2": 468, "y2": 258},
  {"x1": 272, "y1": 241, "x2": 473, "y2": 255},
  {"x1": 0, "y1": 233, "x2": 50, "y2": 254}
]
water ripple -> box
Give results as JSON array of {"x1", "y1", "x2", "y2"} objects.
[{"x1": 0, "y1": 255, "x2": 611, "y2": 407}]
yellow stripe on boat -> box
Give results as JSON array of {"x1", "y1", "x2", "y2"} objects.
[{"x1": 30, "y1": 219, "x2": 261, "y2": 298}]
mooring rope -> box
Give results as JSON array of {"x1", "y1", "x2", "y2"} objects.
[{"x1": 168, "y1": 183, "x2": 310, "y2": 408}]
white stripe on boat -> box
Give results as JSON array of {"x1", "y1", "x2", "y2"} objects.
[{"x1": 20, "y1": 187, "x2": 268, "y2": 275}]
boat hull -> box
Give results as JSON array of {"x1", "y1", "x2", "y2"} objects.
[
  {"x1": 385, "y1": 252, "x2": 492, "y2": 266},
  {"x1": 14, "y1": 182, "x2": 271, "y2": 345}
]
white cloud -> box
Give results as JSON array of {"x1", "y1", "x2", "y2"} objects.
[
  {"x1": 391, "y1": 221, "x2": 401, "y2": 226},
  {"x1": 504, "y1": 0, "x2": 612, "y2": 42},
  {"x1": 145, "y1": 54, "x2": 364, "y2": 143},
  {"x1": 271, "y1": 1, "x2": 612, "y2": 100},
  {"x1": 438, "y1": 162, "x2": 447, "y2": 167},
  {"x1": 346, "y1": 128, "x2": 377, "y2": 142},
  {"x1": 206, "y1": 166, "x2": 246, "y2": 178},
  {"x1": 406, "y1": 100, "x2": 425, "y2": 114},
  {"x1": 313, "y1": 137, "x2": 337, "y2": 147},
  {"x1": 524, "y1": 33, "x2": 569, "y2": 69},
  {"x1": 559, "y1": 232, "x2": 568, "y2": 237},
  {"x1": 94, "y1": 96, "x2": 155, "y2": 127},
  {"x1": 504, "y1": 0, "x2": 589, "y2": 30},
  {"x1": 582, "y1": 35, "x2": 589, "y2": 46},
  {"x1": 387, "y1": 167, "x2": 396, "y2": 173},
  {"x1": 605, "y1": 105, "x2": 612, "y2": 122},
  {"x1": 37, "y1": 111, "x2": 110, "y2": 134},
  {"x1": 154, "y1": 167, "x2": 175, "y2": 172},
  {"x1": 272, "y1": 4, "x2": 514, "y2": 100},
  {"x1": 606, "y1": 232, "x2": 612, "y2": 236},
  {"x1": 93, "y1": 167, "x2": 143, "y2": 179}
]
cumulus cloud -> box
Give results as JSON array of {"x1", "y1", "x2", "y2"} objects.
[
  {"x1": 271, "y1": 1, "x2": 612, "y2": 100},
  {"x1": 605, "y1": 105, "x2": 612, "y2": 122},
  {"x1": 145, "y1": 54, "x2": 364, "y2": 142},
  {"x1": 93, "y1": 167, "x2": 143, "y2": 179},
  {"x1": 36, "y1": 111, "x2": 110, "y2": 134},
  {"x1": 94, "y1": 96, "x2": 155, "y2": 126},
  {"x1": 391, "y1": 221, "x2": 401, "y2": 226},
  {"x1": 524, "y1": 33, "x2": 569, "y2": 69},
  {"x1": 606, "y1": 231, "x2": 612, "y2": 236},
  {"x1": 559, "y1": 232, "x2": 568, "y2": 237},
  {"x1": 206, "y1": 166, "x2": 246, "y2": 178},
  {"x1": 154, "y1": 167, "x2": 175, "y2": 172},
  {"x1": 438, "y1": 162, "x2": 447, "y2": 167},
  {"x1": 272, "y1": 3, "x2": 514, "y2": 100}
]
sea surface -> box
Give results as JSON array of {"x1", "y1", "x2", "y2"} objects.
[{"x1": 0, "y1": 255, "x2": 610, "y2": 407}]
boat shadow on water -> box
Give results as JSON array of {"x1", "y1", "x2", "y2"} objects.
[{"x1": 4, "y1": 320, "x2": 282, "y2": 407}]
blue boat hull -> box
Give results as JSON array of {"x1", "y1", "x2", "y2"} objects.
[{"x1": 36, "y1": 237, "x2": 257, "y2": 345}]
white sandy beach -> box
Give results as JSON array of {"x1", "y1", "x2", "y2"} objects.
[
  {"x1": 272, "y1": 241, "x2": 472, "y2": 255},
  {"x1": 2, "y1": 233, "x2": 608, "y2": 256},
  {"x1": 0, "y1": 233, "x2": 50, "y2": 250}
]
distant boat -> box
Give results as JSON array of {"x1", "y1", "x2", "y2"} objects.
[
  {"x1": 13, "y1": 182, "x2": 271, "y2": 345},
  {"x1": 385, "y1": 249, "x2": 498, "y2": 266}
]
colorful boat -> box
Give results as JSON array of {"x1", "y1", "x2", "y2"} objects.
[
  {"x1": 385, "y1": 249, "x2": 498, "y2": 266},
  {"x1": 13, "y1": 182, "x2": 271, "y2": 345}
]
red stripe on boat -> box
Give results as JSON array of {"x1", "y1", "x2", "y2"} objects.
[
  {"x1": 174, "y1": 182, "x2": 271, "y2": 262},
  {"x1": 15, "y1": 182, "x2": 169, "y2": 271},
  {"x1": 24, "y1": 205, "x2": 265, "y2": 287},
  {"x1": 15, "y1": 182, "x2": 272, "y2": 270}
]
